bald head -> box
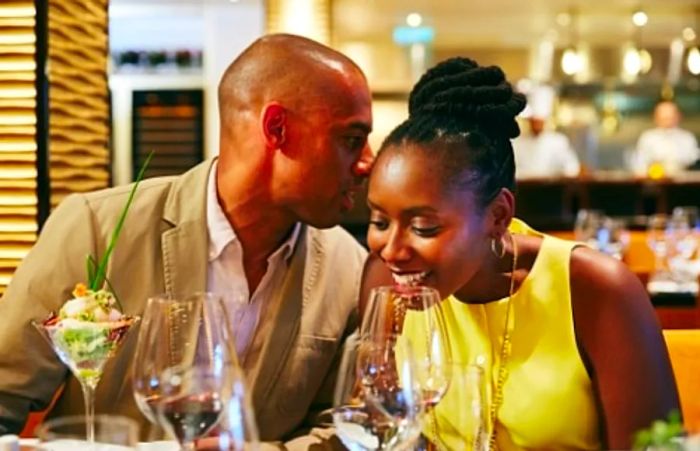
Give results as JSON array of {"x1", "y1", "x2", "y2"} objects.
[
  {"x1": 654, "y1": 101, "x2": 681, "y2": 129},
  {"x1": 218, "y1": 34, "x2": 366, "y2": 126}
]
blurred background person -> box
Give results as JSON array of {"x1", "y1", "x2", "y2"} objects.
[
  {"x1": 512, "y1": 85, "x2": 581, "y2": 178},
  {"x1": 631, "y1": 100, "x2": 700, "y2": 177}
]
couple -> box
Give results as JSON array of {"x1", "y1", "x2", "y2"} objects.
[{"x1": 0, "y1": 34, "x2": 679, "y2": 449}]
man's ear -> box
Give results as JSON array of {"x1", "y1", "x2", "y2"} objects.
[
  {"x1": 487, "y1": 188, "x2": 515, "y2": 237},
  {"x1": 261, "y1": 102, "x2": 286, "y2": 149}
]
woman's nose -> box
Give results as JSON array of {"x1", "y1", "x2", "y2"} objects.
[{"x1": 379, "y1": 228, "x2": 411, "y2": 264}]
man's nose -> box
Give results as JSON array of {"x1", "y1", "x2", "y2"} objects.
[{"x1": 352, "y1": 143, "x2": 374, "y2": 177}]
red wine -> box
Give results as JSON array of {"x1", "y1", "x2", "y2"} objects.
[{"x1": 160, "y1": 393, "x2": 222, "y2": 443}]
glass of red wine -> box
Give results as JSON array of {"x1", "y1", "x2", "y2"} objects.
[
  {"x1": 132, "y1": 292, "x2": 240, "y2": 447},
  {"x1": 157, "y1": 364, "x2": 230, "y2": 450}
]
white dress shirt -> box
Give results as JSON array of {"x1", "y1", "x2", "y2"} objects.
[
  {"x1": 632, "y1": 127, "x2": 700, "y2": 176},
  {"x1": 513, "y1": 131, "x2": 581, "y2": 178},
  {"x1": 206, "y1": 161, "x2": 300, "y2": 364}
]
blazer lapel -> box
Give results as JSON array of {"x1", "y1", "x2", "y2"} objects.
[
  {"x1": 250, "y1": 227, "x2": 309, "y2": 409},
  {"x1": 161, "y1": 160, "x2": 213, "y2": 296}
]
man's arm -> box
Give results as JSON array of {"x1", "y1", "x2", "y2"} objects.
[{"x1": 0, "y1": 194, "x2": 97, "y2": 433}]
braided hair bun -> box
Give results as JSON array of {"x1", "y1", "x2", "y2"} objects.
[
  {"x1": 408, "y1": 57, "x2": 526, "y2": 140},
  {"x1": 379, "y1": 57, "x2": 527, "y2": 208}
]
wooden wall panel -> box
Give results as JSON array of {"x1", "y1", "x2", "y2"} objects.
[
  {"x1": 0, "y1": 2, "x2": 38, "y2": 291},
  {"x1": 0, "y1": 0, "x2": 110, "y2": 293},
  {"x1": 47, "y1": 0, "x2": 110, "y2": 208}
]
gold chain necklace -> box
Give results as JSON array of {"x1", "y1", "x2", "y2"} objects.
[{"x1": 487, "y1": 233, "x2": 518, "y2": 451}]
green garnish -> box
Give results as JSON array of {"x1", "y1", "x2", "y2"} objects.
[
  {"x1": 86, "y1": 152, "x2": 154, "y2": 298},
  {"x1": 633, "y1": 409, "x2": 684, "y2": 450}
]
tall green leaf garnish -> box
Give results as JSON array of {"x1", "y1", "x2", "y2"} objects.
[{"x1": 88, "y1": 151, "x2": 154, "y2": 293}]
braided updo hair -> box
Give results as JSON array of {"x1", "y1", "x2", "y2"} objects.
[{"x1": 380, "y1": 57, "x2": 527, "y2": 210}]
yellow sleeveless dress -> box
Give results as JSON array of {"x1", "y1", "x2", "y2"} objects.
[{"x1": 403, "y1": 219, "x2": 600, "y2": 450}]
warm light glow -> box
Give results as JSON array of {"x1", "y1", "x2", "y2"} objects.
[
  {"x1": 406, "y1": 13, "x2": 422, "y2": 27},
  {"x1": 556, "y1": 13, "x2": 571, "y2": 27},
  {"x1": 632, "y1": 10, "x2": 648, "y2": 27},
  {"x1": 561, "y1": 48, "x2": 582, "y2": 75},
  {"x1": 0, "y1": 61, "x2": 35, "y2": 71},
  {"x1": 0, "y1": 5, "x2": 35, "y2": 18},
  {"x1": 683, "y1": 27, "x2": 697, "y2": 42},
  {"x1": 0, "y1": 33, "x2": 35, "y2": 45},
  {"x1": 270, "y1": 0, "x2": 330, "y2": 45},
  {"x1": 639, "y1": 48, "x2": 652, "y2": 74},
  {"x1": 0, "y1": 113, "x2": 36, "y2": 126},
  {"x1": 0, "y1": 87, "x2": 36, "y2": 99},
  {"x1": 0, "y1": 142, "x2": 36, "y2": 152},
  {"x1": 688, "y1": 47, "x2": 700, "y2": 75},
  {"x1": 623, "y1": 47, "x2": 642, "y2": 76}
]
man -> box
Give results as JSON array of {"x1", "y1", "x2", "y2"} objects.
[
  {"x1": 632, "y1": 100, "x2": 699, "y2": 176},
  {"x1": 0, "y1": 34, "x2": 373, "y2": 446},
  {"x1": 513, "y1": 115, "x2": 581, "y2": 179}
]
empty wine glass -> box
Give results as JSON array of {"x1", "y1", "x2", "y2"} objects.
[
  {"x1": 362, "y1": 286, "x2": 452, "y2": 408},
  {"x1": 671, "y1": 206, "x2": 700, "y2": 260},
  {"x1": 132, "y1": 292, "x2": 239, "y2": 447},
  {"x1": 333, "y1": 333, "x2": 423, "y2": 450},
  {"x1": 647, "y1": 214, "x2": 674, "y2": 289},
  {"x1": 431, "y1": 364, "x2": 488, "y2": 451},
  {"x1": 361, "y1": 286, "x2": 452, "y2": 449},
  {"x1": 210, "y1": 369, "x2": 260, "y2": 451},
  {"x1": 574, "y1": 209, "x2": 605, "y2": 246}
]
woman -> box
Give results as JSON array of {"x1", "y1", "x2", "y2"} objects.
[{"x1": 361, "y1": 57, "x2": 679, "y2": 450}]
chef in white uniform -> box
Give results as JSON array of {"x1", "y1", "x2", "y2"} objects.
[
  {"x1": 513, "y1": 85, "x2": 581, "y2": 179},
  {"x1": 631, "y1": 100, "x2": 699, "y2": 176}
]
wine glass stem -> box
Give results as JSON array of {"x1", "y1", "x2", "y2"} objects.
[{"x1": 80, "y1": 382, "x2": 96, "y2": 443}]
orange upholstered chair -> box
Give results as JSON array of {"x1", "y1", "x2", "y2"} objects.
[{"x1": 663, "y1": 329, "x2": 700, "y2": 433}]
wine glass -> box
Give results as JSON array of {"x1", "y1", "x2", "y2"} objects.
[
  {"x1": 361, "y1": 286, "x2": 452, "y2": 449},
  {"x1": 36, "y1": 414, "x2": 139, "y2": 450},
  {"x1": 647, "y1": 214, "x2": 676, "y2": 291},
  {"x1": 132, "y1": 292, "x2": 239, "y2": 448},
  {"x1": 33, "y1": 315, "x2": 139, "y2": 443},
  {"x1": 184, "y1": 366, "x2": 260, "y2": 451},
  {"x1": 574, "y1": 209, "x2": 605, "y2": 247},
  {"x1": 433, "y1": 364, "x2": 488, "y2": 451},
  {"x1": 362, "y1": 286, "x2": 452, "y2": 406},
  {"x1": 333, "y1": 333, "x2": 423, "y2": 450}
]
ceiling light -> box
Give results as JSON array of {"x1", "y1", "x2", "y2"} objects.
[
  {"x1": 632, "y1": 10, "x2": 648, "y2": 27},
  {"x1": 561, "y1": 48, "x2": 582, "y2": 75},
  {"x1": 688, "y1": 47, "x2": 700, "y2": 75},
  {"x1": 683, "y1": 27, "x2": 697, "y2": 42},
  {"x1": 556, "y1": 13, "x2": 571, "y2": 27},
  {"x1": 639, "y1": 48, "x2": 652, "y2": 73},
  {"x1": 623, "y1": 47, "x2": 642, "y2": 75},
  {"x1": 406, "y1": 13, "x2": 422, "y2": 28}
]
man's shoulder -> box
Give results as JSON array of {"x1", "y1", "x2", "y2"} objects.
[
  {"x1": 307, "y1": 225, "x2": 367, "y2": 258},
  {"x1": 79, "y1": 174, "x2": 178, "y2": 207}
]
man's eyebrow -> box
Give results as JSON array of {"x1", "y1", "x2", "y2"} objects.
[{"x1": 347, "y1": 122, "x2": 372, "y2": 134}]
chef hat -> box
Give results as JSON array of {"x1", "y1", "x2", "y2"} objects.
[{"x1": 517, "y1": 81, "x2": 555, "y2": 119}]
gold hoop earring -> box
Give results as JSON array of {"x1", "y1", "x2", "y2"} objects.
[{"x1": 491, "y1": 235, "x2": 506, "y2": 259}]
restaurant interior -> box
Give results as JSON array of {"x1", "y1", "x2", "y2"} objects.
[{"x1": 1, "y1": 0, "x2": 700, "y2": 444}]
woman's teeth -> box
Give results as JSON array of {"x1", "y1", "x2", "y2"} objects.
[{"x1": 392, "y1": 271, "x2": 428, "y2": 286}]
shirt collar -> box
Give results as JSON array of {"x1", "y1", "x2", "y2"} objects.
[
  {"x1": 207, "y1": 160, "x2": 236, "y2": 262},
  {"x1": 206, "y1": 160, "x2": 301, "y2": 263}
]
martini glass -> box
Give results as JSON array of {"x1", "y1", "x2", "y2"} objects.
[{"x1": 33, "y1": 314, "x2": 140, "y2": 443}]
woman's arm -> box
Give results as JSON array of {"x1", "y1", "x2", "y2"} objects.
[{"x1": 570, "y1": 246, "x2": 680, "y2": 449}]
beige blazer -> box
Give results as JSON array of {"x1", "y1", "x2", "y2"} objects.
[{"x1": 0, "y1": 160, "x2": 366, "y2": 445}]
